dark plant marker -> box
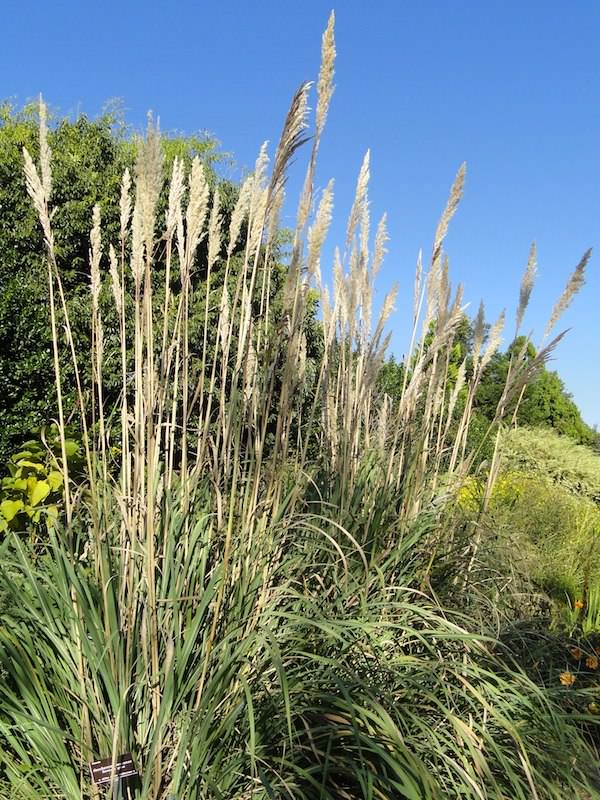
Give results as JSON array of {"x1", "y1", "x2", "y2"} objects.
[{"x1": 89, "y1": 752, "x2": 138, "y2": 785}]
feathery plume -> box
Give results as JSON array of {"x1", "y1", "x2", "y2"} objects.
[
  {"x1": 23, "y1": 148, "x2": 53, "y2": 247},
  {"x1": 381, "y1": 285, "x2": 398, "y2": 328},
  {"x1": 346, "y1": 151, "x2": 370, "y2": 251},
  {"x1": 447, "y1": 283, "x2": 464, "y2": 328},
  {"x1": 131, "y1": 201, "x2": 144, "y2": 286},
  {"x1": 89, "y1": 205, "x2": 102, "y2": 314},
  {"x1": 307, "y1": 179, "x2": 334, "y2": 277},
  {"x1": 266, "y1": 181, "x2": 285, "y2": 243},
  {"x1": 269, "y1": 82, "x2": 311, "y2": 221},
  {"x1": 135, "y1": 114, "x2": 164, "y2": 253},
  {"x1": 176, "y1": 193, "x2": 185, "y2": 268},
  {"x1": 544, "y1": 248, "x2": 591, "y2": 338},
  {"x1": 228, "y1": 174, "x2": 252, "y2": 257},
  {"x1": 472, "y1": 300, "x2": 486, "y2": 371},
  {"x1": 165, "y1": 157, "x2": 185, "y2": 240},
  {"x1": 207, "y1": 189, "x2": 222, "y2": 270},
  {"x1": 316, "y1": 12, "x2": 336, "y2": 136},
  {"x1": 372, "y1": 214, "x2": 388, "y2": 278},
  {"x1": 293, "y1": 13, "x2": 335, "y2": 244},
  {"x1": 109, "y1": 244, "x2": 122, "y2": 316},
  {"x1": 438, "y1": 255, "x2": 450, "y2": 319},
  {"x1": 413, "y1": 249, "x2": 423, "y2": 324},
  {"x1": 473, "y1": 301, "x2": 485, "y2": 352},
  {"x1": 431, "y1": 163, "x2": 466, "y2": 268},
  {"x1": 445, "y1": 358, "x2": 467, "y2": 430},
  {"x1": 248, "y1": 186, "x2": 268, "y2": 260},
  {"x1": 252, "y1": 143, "x2": 270, "y2": 199},
  {"x1": 38, "y1": 97, "x2": 52, "y2": 199},
  {"x1": 481, "y1": 309, "x2": 505, "y2": 371},
  {"x1": 332, "y1": 247, "x2": 344, "y2": 329},
  {"x1": 359, "y1": 188, "x2": 370, "y2": 268},
  {"x1": 185, "y1": 156, "x2": 210, "y2": 267},
  {"x1": 371, "y1": 285, "x2": 398, "y2": 347},
  {"x1": 249, "y1": 143, "x2": 269, "y2": 237},
  {"x1": 120, "y1": 168, "x2": 132, "y2": 244},
  {"x1": 516, "y1": 242, "x2": 537, "y2": 335}
]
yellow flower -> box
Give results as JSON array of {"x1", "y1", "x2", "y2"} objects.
[
  {"x1": 559, "y1": 671, "x2": 577, "y2": 687},
  {"x1": 585, "y1": 655, "x2": 599, "y2": 670},
  {"x1": 569, "y1": 647, "x2": 583, "y2": 660},
  {"x1": 574, "y1": 599, "x2": 584, "y2": 610}
]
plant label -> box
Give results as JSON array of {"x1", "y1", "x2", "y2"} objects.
[{"x1": 89, "y1": 752, "x2": 138, "y2": 785}]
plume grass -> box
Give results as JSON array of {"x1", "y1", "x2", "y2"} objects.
[{"x1": 1, "y1": 15, "x2": 597, "y2": 800}]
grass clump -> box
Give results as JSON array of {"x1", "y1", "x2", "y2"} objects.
[{"x1": 0, "y1": 13, "x2": 598, "y2": 800}]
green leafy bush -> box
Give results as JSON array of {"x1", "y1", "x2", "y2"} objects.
[
  {"x1": 494, "y1": 472, "x2": 599, "y2": 598},
  {"x1": 0, "y1": 430, "x2": 81, "y2": 536},
  {"x1": 452, "y1": 429, "x2": 600, "y2": 627},
  {"x1": 501, "y1": 426, "x2": 600, "y2": 502}
]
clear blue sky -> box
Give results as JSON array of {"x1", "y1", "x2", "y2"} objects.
[{"x1": 3, "y1": 0, "x2": 599, "y2": 426}]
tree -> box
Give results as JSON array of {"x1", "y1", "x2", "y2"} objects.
[
  {"x1": 377, "y1": 313, "x2": 597, "y2": 462},
  {"x1": 473, "y1": 335, "x2": 597, "y2": 447},
  {"x1": 0, "y1": 103, "x2": 322, "y2": 465},
  {"x1": 0, "y1": 103, "x2": 223, "y2": 460}
]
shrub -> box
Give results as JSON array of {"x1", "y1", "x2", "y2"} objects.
[
  {"x1": 0, "y1": 428, "x2": 82, "y2": 537},
  {"x1": 501, "y1": 426, "x2": 600, "y2": 502},
  {"x1": 452, "y1": 429, "x2": 600, "y2": 626}
]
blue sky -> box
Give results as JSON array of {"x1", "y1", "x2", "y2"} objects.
[{"x1": 3, "y1": 0, "x2": 599, "y2": 426}]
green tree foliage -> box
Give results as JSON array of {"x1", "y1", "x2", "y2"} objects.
[
  {"x1": 0, "y1": 103, "x2": 230, "y2": 461},
  {"x1": 380, "y1": 311, "x2": 596, "y2": 453},
  {"x1": 0, "y1": 104, "x2": 129, "y2": 458},
  {"x1": 377, "y1": 353, "x2": 405, "y2": 398},
  {"x1": 518, "y1": 368, "x2": 598, "y2": 446},
  {"x1": 474, "y1": 336, "x2": 598, "y2": 446}
]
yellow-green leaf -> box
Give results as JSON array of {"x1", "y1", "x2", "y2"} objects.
[
  {"x1": 0, "y1": 499, "x2": 24, "y2": 521},
  {"x1": 10, "y1": 450, "x2": 33, "y2": 462},
  {"x1": 29, "y1": 480, "x2": 51, "y2": 507},
  {"x1": 47, "y1": 470, "x2": 63, "y2": 491},
  {"x1": 16, "y1": 459, "x2": 46, "y2": 473},
  {"x1": 64, "y1": 440, "x2": 79, "y2": 458}
]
